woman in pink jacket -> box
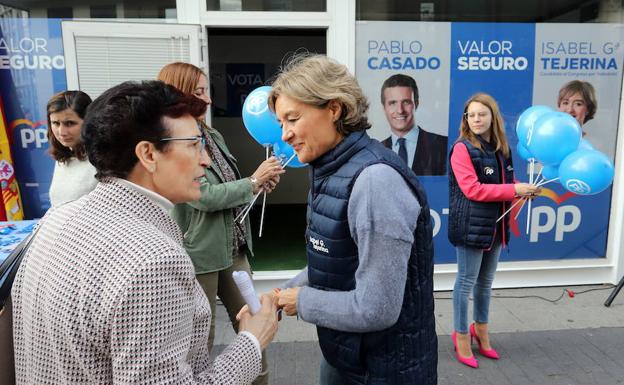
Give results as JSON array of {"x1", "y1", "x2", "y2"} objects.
[{"x1": 448, "y1": 93, "x2": 539, "y2": 368}]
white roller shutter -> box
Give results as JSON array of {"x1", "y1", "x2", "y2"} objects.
[{"x1": 62, "y1": 21, "x2": 202, "y2": 99}]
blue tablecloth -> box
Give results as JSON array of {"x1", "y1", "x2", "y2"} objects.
[{"x1": 0, "y1": 220, "x2": 39, "y2": 265}]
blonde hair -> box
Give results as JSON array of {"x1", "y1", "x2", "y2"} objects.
[
  {"x1": 268, "y1": 54, "x2": 370, "y2": 135},
  {"x1": 458, "y1": 93, "x2": 510, "y2": 158},
  {"x1": 157, "y1": 62, "x2": 204, "y2": 95}
]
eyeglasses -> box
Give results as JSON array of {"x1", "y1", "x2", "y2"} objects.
[
  {"x1": 159, "y1": 135, "x2": 207, "y2": 154},
  {"x1": 464, "y1": 111, "x2": 490, "y2": 119}
]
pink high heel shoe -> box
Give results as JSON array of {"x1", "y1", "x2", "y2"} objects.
[
  {"x1": 470, "y1": 323, "x2": 500, "y2": 360},
  {"x1": 451, "y1": 331, "x2": 478, "y2": 368}
]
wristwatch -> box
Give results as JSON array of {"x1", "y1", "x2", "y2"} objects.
[{"x1": 249, "y1": 176, "x2": 259, "y2": 190}]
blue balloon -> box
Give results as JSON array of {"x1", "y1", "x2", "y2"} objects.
[
  {"x1": 516, "y1": 142, "x2": 533, "y2": 161},
  {"x1": 527, "y1": 111, "x2": 581, "y2": 166},
  {"x1": 273, "y1": 140, "x2": 307, "y2": 168},
  {"x1": 516, "y1": 105, "x2": 553, "y2": 148},
  {"x1": 558, "y1": 149, "x2": 614, "y2": 195},
  {"x1": 578, "y1": 138, "x2": 594, "y2": 151},
  {"x1": 242, "y1": 86, "x2": 283, "y2": 146},
  {"x1": 541, "y1": 164, "x2": 559, "y2": 180}
]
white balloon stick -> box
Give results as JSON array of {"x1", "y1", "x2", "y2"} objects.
[
  {"x1": 238, "y1": 192, "x2": 261, "y2": 224},
  {"x1": 514, "y1": 198, "x2": 528, "y2": 220},
  {"x1": 497, "y1": 197, "x2": 526, "y2": 223},
  {"x1": 526, "y1": 198, "x2": 532, "y2": 235},
  {"x1": 236, "y1": 152, "x2": 296, "y2": 224},
  {"x1": 259, "y1": 146, "x2": 270, "y2": 238},
  {"x1": 534, "y1": 166, "x2": 543, "y2": 186},
  {"x1": 535, "y1": 177, "x2": 559, "y2": 188},
  {"x1": 526, "y1": 159, "x2": 534, "y2": 235},
  {"x1": 281, "y1": 153, "x2": 297, "y2": 168},
  {"x1": 234, "y1": 192, "x2": 259, "y2": 222},
  {"x1": 232, "y1": 271, "x2": 261, "y2": 315}
]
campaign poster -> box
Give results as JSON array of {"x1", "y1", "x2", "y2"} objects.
[
  {"x1": 0, "y1": 18, "x2": 66, "y2": 219},
  {"x1": 356, "y1": 21, "x2": 451, "y2": 143},
  {"x1": 522, "y1": 23, "x2": 624, "y2": 262},
  {"x1": 355, "y1": 21, "x2": 623, "y2": 264},
  {"x1": 532, "y1": 24, "x2": 623, "y2": 161}
]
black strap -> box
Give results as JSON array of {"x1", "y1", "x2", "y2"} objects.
[{"x1": 0, "y1": 226, "x2": 39, "y2": 310}]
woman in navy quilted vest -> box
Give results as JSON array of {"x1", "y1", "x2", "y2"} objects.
[
  {"x1": 268, "y1": 54, "x2": 437, "y2": 385},
  {"x1": 448, "y1": 93, "x2": 540, "y2": 368}
]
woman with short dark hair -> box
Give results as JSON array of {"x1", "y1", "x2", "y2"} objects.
[
  {"x1": 46, "y1": 90, "x2": 96, "y2": 206},
  {"x1": 13, "y1": 80, "x2": 278, "y2": 384}
]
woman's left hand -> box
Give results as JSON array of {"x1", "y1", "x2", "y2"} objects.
[
  {"x1": 262, "y1": 175, "x2": 281, "y2": 194},
  {"x1": 276, "y1": 287, "x2": 300, "y2": 316}
]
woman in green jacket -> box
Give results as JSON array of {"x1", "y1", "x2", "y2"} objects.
[{"x1": 158, "y1": 62, "x2": 284, "y2": 385}]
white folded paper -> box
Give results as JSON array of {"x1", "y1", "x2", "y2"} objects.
[{"x1": 232, "y1": 270, "x2": 261, "y2": 315}]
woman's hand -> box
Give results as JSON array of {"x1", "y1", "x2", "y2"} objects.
[
  {"x1": 514, "y1": 183, "x2": 542, "y2": 198},
  {"x1": 261, "y1": 175, "x2": 281, "y2": 194},
  {"x1": 276, "y1": 287, "x2": 300, "y2": 316},
  {"x1": 237, "y1": 295, "x2": 279, "y2": 350},
  {"x1": 237, "y1": 289, "x2": 283, "y2": 323},
  {"x1": 250, "y1": 157, "x2": 285, "y2": 194}
]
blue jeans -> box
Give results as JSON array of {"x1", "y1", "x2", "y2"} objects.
[
  {"x1": 319, "y1": 358, "x2": 347, "y2": 385},
  {"x1": 452, "y1": 242, "x2": 502, "y2": 333}
]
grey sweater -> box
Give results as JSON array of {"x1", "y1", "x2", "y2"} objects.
[{"x1": 284, "y1": 163, "x2": 420, "y2": 332}]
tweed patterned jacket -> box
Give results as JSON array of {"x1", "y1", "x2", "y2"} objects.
[{"x1": 12, "y1": 179, "x2": 261, "y2": 384}]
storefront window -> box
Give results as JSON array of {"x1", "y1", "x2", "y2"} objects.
[
  {"x1": 357, "y1": 0, "x2": 607, "y2": 22},
  {"x1": 206, "y1": 0, "x2": 325, "y2": 12},
  {"x1": 47, "y1": 7, "x2": 73, "y2": 19},
  {"x1": 208, "y1": 28, "x2": 325, "y2": 270},
  {"x1": 354, "y1": 0, "x2": 623, "y2": 263},
  {"x1": 0, "y1": 1, "x2": 176, "y2": 19},
  {"x1": 90, "y1": 5, "x2": 116, "y2": 18}
]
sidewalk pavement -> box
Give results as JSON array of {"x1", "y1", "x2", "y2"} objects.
[{"x1": 214, "y1": 285, "x2": 624, "y2": 385}]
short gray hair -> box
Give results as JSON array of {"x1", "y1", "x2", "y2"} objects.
[{"x1": 268, "y1": 54, "x2": 370, "y2": 135}]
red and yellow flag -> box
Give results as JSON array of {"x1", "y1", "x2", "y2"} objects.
[{"x1": 0, "y1": 96, "x2": 24, "y2": 221}]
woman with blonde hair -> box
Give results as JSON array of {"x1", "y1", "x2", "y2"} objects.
[
  {"x1": 157, "y1": 62, "x2": 283, "y2": 385},
  {"x1": 271, "y1": 54, "x2": 437, "y2": 384},
  {"x1": 448, "y1": 93, "x2": 540, "y2": 368}
]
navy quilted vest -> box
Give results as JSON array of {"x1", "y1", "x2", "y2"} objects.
[
  {"x1": 448, "y1": 138, "x2": 514, "y2": 248},
  {"x1": 307, "y1": 131, "x2": 437, "y2": 384}
]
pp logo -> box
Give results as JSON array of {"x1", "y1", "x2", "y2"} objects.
[
  {"x1": 245, "y1": 91, "x2": 269, "y2": 116},
  {"x1": 565, "y1": 179, "x2": 591, "y2": 195},
  {"x1": 11, "y1": 119, "x2": 48, "y2": 149},
  {"x1": 484, "y1": 167, "x2": 494, "y2": 175}
]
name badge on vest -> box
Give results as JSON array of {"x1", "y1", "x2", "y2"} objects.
[{"x1": 309, "y1": 235, "x2": 330, "y2": 254}]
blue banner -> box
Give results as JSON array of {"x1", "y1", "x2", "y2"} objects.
[
  {"x1": 356, "y1": 21, "x2": 624, "y2": 263},
  {"x1": 0, "y1": 18, "x2": 66, "y2": 218}
]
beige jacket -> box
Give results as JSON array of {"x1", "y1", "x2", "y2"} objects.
[{"x1": 12, "y1": 179, "x2": 261, "y2": 384}]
